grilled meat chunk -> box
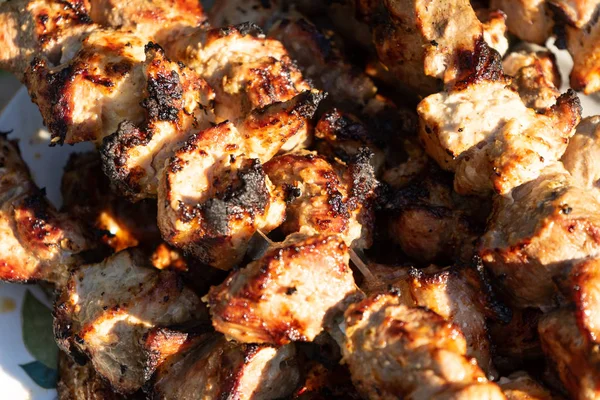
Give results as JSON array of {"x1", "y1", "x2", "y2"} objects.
[
  {"x1": 562, "y1": 116, "x2": 600, "y2": 192},
  {"x1": 157, "y1": 91, "x2": 321, "y2": 270},
  {"x1": 54, "y1": 249, "x2": 207, "y2": 393},
  {"x1": 0, "y1": 0, "x2": 94, "y2": 79},
  {"x1": 385, "y1": 166, "x2": 488, "y2": 263},
  {"x1": 539, "y1": 308, "x2": 600, "y2": 400},
  {"x1": 57, "y1": 351, "x2": 124, "y2": 400},
  {"x1": 87, "y1": 0, "x2": 205, "y2": 46},
  {"x1": 24, "y1": 29, "x2": 148, "y2": 145},
  {"x1": 360, "y1": 0, "x2": 504, "y2": 94},
  {"x1": 264, "y1": 150, "x2": 377, "y2": 250},
  {"x1": 480, "y1": 163, "x2": 600, "y2": 308},
  {"x1": 340, "y1": 293, "x2": 505, "y2": 399},
  {"x1": 100, "y1": 44, "x2": 215, "y2": 200},
  {"x1": 550, "y1": 0, "x2": 599, "y2": 28},
  {"x1": 565, "y1": 15, "x2": 600, "y2": 94},
  {"x1": 0, "y1": 135, "x2": 92, "y2": 286},
  {"x1": 207, "y1": 234, "x2": 361, "y2": 345},
  {"x1": 168, "y1": 23, "x2": 312, "y2": 125},
  {"x1": 490, "y1": 0, "x2": 554, "y2": 44},
  {"x1": 150, "y1": 332, "x2": 299, "y2": 400},
  {"x1": 418, "y1": 77, "x2": 581, "y2": 196},
  {"x1": 498, "y1": 371, "x2": 556, "y2": 400},
  {"x1": 478, "y1": 9, "x2": 509, "y2": 57},
  {"x1": 503, "y1": 48, "x2": 562, "y2": 111}
]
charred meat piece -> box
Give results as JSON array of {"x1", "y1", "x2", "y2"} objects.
[
  {"x1": 340, "y1": 293, "x2": 505, "y2": 399},
  {"x1": 539, "y1": 308, "x2": 600, "y2": 400},
  {"x1": 385, "y1": 166, "x2": 488, "y2": 264},
  {"x1": 0, "y1": 135, "x2": 92, "y2": 286},
  {"x1": 477, "y1": 8, "x2": 509, "y2": 57},
  {"x1": 562, "y1": 116, "x2": 600, "y2": 191},
  {"x1": 168, "y1": 23, "x2": 312, "y2": 126},
  {"x1": 498, "y1": 371, "x2": 557, "y2": 400},
  {"x1": 360, "y1": 0, "x2": 506, "y2": 94},
  {"x1": 157, "y1": 91, "x2": 322, "y2": 270},
  {"x1": 54, "y1": 249, "x2": 207, "y2": 393},
  {"x1": 418, "y1": 76, "x2": 581, "y2": 196},
  {"x1": 207, "y1": 233, "x2": 361, "y2": 345},
  {"x1": 0, "y1": 0, "x2": 95, "y2": 79},
  {"x1": 490, "y1": 0, "x2": 554, "y2": 44},
  {"x1": 100, "y1": 43, "x2": 215, "y2": 200},
  {"x1": 503, "y1": 47, "x2": 562, "y2": 111},
  {"x1": 264, "y1": 150, "x2": 378, "y2": 250},
  {"x1": 61, "y1": 152, "x2": 160, "y2": 252},
  {"x1": 149, "y1": 332, "x2": 299, "y2": 399},
  {"x1": 480, "y1": 163, "x2": 600, "y2": 309},
  {"x1": 57, "y1": 351, "x2": 124, "y2": 400}
]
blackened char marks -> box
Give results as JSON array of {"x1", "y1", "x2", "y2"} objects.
[
  {"x1": 218, "y1": 22, "x2": 264, "y2": 38},
  {"x1": 141, "y1": 44, "x2": 183, "y2": 122},
  {"x1": 202, "y1": 159, "x2": 270, "y2": 236},
  {"x1": 454, "y1": 39, "x2": 506, "y2": 90},
  {"x1": 347, "y1": 148, "x2": 379, "y2": 207}
]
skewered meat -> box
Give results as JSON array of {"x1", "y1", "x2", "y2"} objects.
[
  {"x1": 480, "y1": 163, "x2": 600, "y2": 309},
  {"x1": 498, "y1": 371, "x2": 557, "y2": 400},
  {"x1": 0, "y1": 0, "x2": 95, "y2": 79},
  {"x1": 340, "y1": 293, "x2": 505, "y2": 399},
  {"x1": 57, "y1": 350, "x2": 124, "y2": 400},
  {"x1": 167, "y1": 23, "x2": 312, "y2": 126},
  {"x1": 149, "y1": 332, "x2": 299, "y2": 399},
  {"x1": 490, "y1": 0, "x2": 554, "y2": 44},
  {"x1": 366, "y1": 263, "x2": 507, "y2": 377},
  {"x1": 359, "y1": 0, "x2": 507, "y2": 94},
  {"x1": 157, "y1": 91, "x2": 322, "y2": 270},
  {"x1": 264, "y1": 150, "x2": 377, "y2": 250},
  {"x1": 418, "y1": 72, "x2": 581, "y2": 196},
  {"x1": 502, "y1": 47, "x2": 562, "y2": 111},
  {"x1": 550, "y1": 0, "x2": 599, "y2": 28},
  {"x1": 564, "y1": 15, "x2": 600, "y2": 94},
  {"x1": 0, "y1": 134, "x2": 92, "y2": 285},
  {"x1": 54, "y1": 249, "x2": 207, "y2": 393},
  {"x1": 385, "y1": 165, "x2": 488, "y2": 263},
  {"x1": 206, "y1": 233, "x2": 361, "y2": 344},
  {"x1": 561, "y1": 116, "x2": 600, "y2": 192},
  {"x1": 99, "y1": 43, "x2": 215, "y2": 200}
]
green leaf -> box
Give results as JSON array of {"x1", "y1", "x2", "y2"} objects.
[
  {"x1": 21, "y1": 290, "x2": 58, "y2": 369},
  {"x1": 19, "y1": 361, "x2": 57, "y2": 389}
]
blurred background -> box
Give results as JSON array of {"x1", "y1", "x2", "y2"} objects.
[{"x1": 0, "y1": 72, "x2": 20, "y2": 113}]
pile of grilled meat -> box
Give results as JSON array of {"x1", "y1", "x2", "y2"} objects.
[{"x1": 2, "y1": 0, "x2": 600, "y2": 398}]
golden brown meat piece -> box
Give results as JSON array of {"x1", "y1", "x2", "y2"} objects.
[
  {"x1": 340, "y1": 293, "x2": 505, "y2": 399},
  {"x1": 490, "y1": 0, "x2": 554, "y2": 44},
  {"x1": 550, "y1": 0, "x2": 598, "y2": 28},
  {"x1": 54, "y1": 249, "x2": 207, "y2": 394},
  {"x1": 498, "y1": 371, "x2": 557, "y2": 400},
  {"x1": 0, "y1": 135, "x2": 92, "y2": 286},
  {"x1": 100, "y1": 43, "x2": 215, "y2": 200},
  {"x1": 207, "y1": 233, "x2": 361, "y2": 345},
  {"x1": 157, "y1": 91, "x2": 322, "y2": 270},
  {"x1": 57, "y1": 351, "x2": 124, "y2": 400},
  {"x1": 168, "y1": 23, "x2": 312, "y2": 127},
  {"x1": 149, "y1": 332, "x2": 299, "y2": 400},
  {"x1": 503, "y1": 47, "x2": 562, "y2": 111},
  {"x1": 539, "y1": 308, "x2": 600, "y2": 400},
  {"x1": 480, "y1": 163, "x2": 600, "y2": 309},
  {"x1": 0, "y1": 0, "x2": 95, "y2": 79},
  {"x1": 264, "y1": 150, "x2": 378, "y2": 250},
  {"x1": 385, "y1": 166, "x2": 488, "y2": 264},
  {"x1": 61, "y1": 152, "x2": 160, "y2": 252},
  {"x1": 87, "y1": 0, "x2": 205, "y2": 46},
  {"x1": 360, "y1": 0, "x2": 505, "y2": 94},
  {"x1": 562, "y1": 116, "x2": 600, "y2": 191},
  {"x1": 564, "y1": 15, "x2": 600, "y2": 94},
  {"x1": 418, "y1": 73, "x2": 581, "y2": 196}
]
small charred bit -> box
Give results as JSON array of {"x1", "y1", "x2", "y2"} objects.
[
  {"x1": 207, "y1": 233, "x2": 361, "y2": 345},
  {"x1": 53, "y1": 249, "x2": 207, "y2": 394},
  {"x1": 340, "y1": 293, "x2": 505, "y2": 399}
]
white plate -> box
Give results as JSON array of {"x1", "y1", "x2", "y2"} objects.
[{"x1": 1, "y1": 41, "x2": 600, "y2": 400}]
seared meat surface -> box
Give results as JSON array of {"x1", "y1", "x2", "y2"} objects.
[
  {"x1": 0, "y1": 135, "x2": 92, "y2": 286},
  {"x1": 340, "y1": 293, "x2": 505, "y2": 399},
  {"x1": 57, "y1": 351, "x2": 124, "y2": 400},
  {"x1": 418, "y1": 74, "x2": 581, "y2": 196},
  {"x1": 150, "y1": 332, "x2": 299, "y2": 400},
  {"x1": 480, "y1": 163, "x2": 600, "y2": 308},
  {"x1": 54, "y1": 249, "x2": 206, "y2": 393},
  {"x1": 498, "y1": 371, "x2": 557, "y2": 400},
  {"x1": 207, "y1": 233, "x2": 361, "y2": 344},
  {"x1": 562, "y1": 116, "x2": 600, "y2": 191},
  {"x1": 490, "y1": 0, "x2": 553, "y2": 44}
]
